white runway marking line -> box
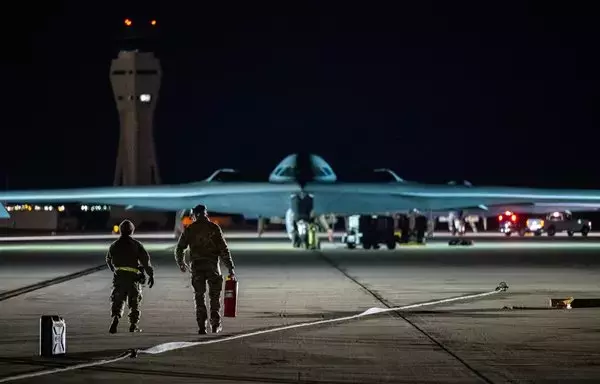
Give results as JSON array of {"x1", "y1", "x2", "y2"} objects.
[
  {"x1": 4, "y1": 239, "x2": 600, "y2": 253},
  {"x1": 2, "y1": 230, "x2": 598, "y2": 242},
  {"x1": 0, "y1": 283, "x2": 509, "y2": 383}
]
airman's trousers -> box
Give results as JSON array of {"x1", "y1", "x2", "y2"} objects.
[
  {"x1": 191, "y1": 267, "x2": 223, "y2": 327},
  {"x1": 110, "y1": 271, "x2": 142, "y2": 325}
]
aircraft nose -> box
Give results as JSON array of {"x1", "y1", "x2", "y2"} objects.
[{"x1": 295, "y1": 152, "x2": 314, "y2": 184}]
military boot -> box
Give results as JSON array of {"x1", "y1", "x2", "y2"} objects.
[
  {"x1": 198, "y1": 319, "x2": 209, "y2": 335},
  {"x1": 129, "y1": 324, "x2": 142, "y2": 332},
  {"x1": 211, "y1": 323, "x2": 222, "y2": 334},
  {"x1": 109, "y1": 317, "x2": 119, "y2": 334}
]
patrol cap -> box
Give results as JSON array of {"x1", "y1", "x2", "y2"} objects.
[
  {"x1": 119, "y1": 219, "x2": 135, "y2": 235},
  {"x1": 192, "y1": 204, "x2": 207, "y2": 216}
]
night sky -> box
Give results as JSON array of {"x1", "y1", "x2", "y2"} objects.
[{"x1": 3, "y1": 1, "x2": 599, "y2": 190}]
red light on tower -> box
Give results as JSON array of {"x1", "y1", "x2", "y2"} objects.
[
  {"x1": 124, "y1": 18, "x2": 132, "y2": 26},
  {"x1": 150, "y1": 19, "x2": 157, "y2": 26}
]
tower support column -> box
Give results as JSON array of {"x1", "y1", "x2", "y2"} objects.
[{"x1": 109, "y1": 50, "x2": 166, "y2": 228}]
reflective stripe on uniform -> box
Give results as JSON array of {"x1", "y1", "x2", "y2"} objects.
[{"x1": 116, "y1": 267, "x2": 140, "y2": 273}]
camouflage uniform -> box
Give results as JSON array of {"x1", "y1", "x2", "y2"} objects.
[
  {"x1": 106, "y1": 233, "x2": 154, "y2": 332},
  {"x1": 175, "y1": 216, "x2": 234, "y2": 332}
]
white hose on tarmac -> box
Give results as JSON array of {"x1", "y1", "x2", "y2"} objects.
[
  {"x1": 0, "y1": 282, "x2": 509, "y2": 383},
  {"x1": 0, "y1": 351, "x2": 134, "y2": 383}
]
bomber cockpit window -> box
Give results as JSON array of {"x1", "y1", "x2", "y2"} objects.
[{"x1": 278, "y1": 167, "x2": 296, "y2": 177}]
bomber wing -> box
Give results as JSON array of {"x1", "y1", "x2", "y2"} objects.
[
  {"x1": 304, "y1": 182, "x2": 600, "y2": 215},
  {"x1": 4, "y1": 181, "x2": 600, "y2": 220},
  {"x1": 0, "y1": 182, "x2": 301, "y2": 219}
]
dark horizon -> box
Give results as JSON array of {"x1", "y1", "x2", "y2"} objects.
[{"x1": 3, "y1": 1, "x2": 599, "y2": 190}]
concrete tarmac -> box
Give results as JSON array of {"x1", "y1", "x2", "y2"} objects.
[{"x1": 1, "y1": 237, "x2": 600, "y2": 383}]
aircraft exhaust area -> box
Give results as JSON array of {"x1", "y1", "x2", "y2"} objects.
[{"x1": 1, "y1": 236, "x2": 600, "y2": 382}]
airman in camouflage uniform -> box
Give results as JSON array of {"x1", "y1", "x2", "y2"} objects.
[
  {"x1": 175, "y1": 204, "x2": 235, "y2": 334},
  {"x1": 106, "y1": 220, "x2": 155, "y2": 334}
]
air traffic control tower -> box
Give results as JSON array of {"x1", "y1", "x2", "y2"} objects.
[
  {"x1": 109, "y1": 18, "x2": 166, "y2": 228},
  {"x1": 110, "y1": 50, "x2": 161, "y2": 185},
  {"x1": 110, "y1": 18, "x2": 161, "y2": 186}
]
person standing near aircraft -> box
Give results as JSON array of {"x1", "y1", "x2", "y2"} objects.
[
  {"x1": 106, "y1": 219, "x2": 155, "y2": 334},
  {"x1": 174, "y1": 204, "x2": 236, "y2": 334}
]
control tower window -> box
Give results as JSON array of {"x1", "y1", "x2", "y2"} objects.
[{"x1": 139, "y1": 94, "x2": 151, "y2": 103}]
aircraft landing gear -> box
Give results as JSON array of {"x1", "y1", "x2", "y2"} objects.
[
  {"x1": 295, "y1": 220, "x2": 320, "y2": 250},
  {"x1": 342, "y1": 215, "x2": 395, "y2": 249},
  {"x1": 397, "y1": 213, "x2": 427, "y2": 245},
  {"x1": 288, "y1": 192, "x2": 319, "y2": 250},
  {"x1": 291, "y1": 231, "x2": 302, "y2": 248}
]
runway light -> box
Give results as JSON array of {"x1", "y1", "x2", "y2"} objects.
[
  {"x1": 124, "y1": 18, "x2": 132, "y2": 26},
  {"x1": 150, "y1": 19, "x2": 157, "y2": 26}
]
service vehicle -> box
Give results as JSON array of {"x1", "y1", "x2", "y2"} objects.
[
  {"x1": 498, "y1": 211, "x2": 544, "y2": 237},
  {"x1": 543, "y1": 211, "x2": 591, "y2": 237}
]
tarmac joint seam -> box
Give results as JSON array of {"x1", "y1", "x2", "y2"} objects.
[
  {"x1": 316, "y1": 251, "x2": 505, "y2": 384},
  {"x1": 0, "y1": 264, "x2": 107, "y2": 302}
]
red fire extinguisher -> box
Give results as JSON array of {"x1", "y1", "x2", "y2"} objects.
[{"x1": 223, "y1": 275, "x2": 238, "y2": 318}]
